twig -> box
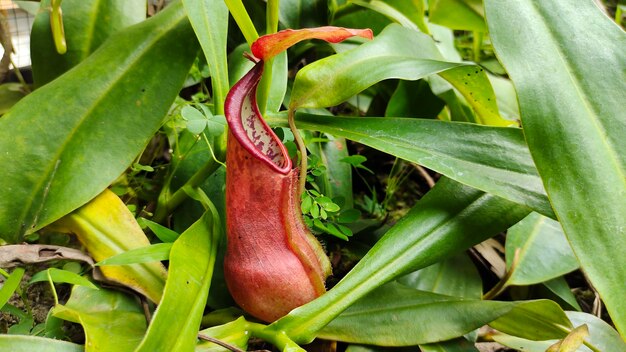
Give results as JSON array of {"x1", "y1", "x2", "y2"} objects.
[
  {"x1": 289, "y1": 108, "x2": 308, "y2": 195},
  {"x1": 412, "y1": 163, "x2": 435, "y2": 188},
  {"x1": 197, "y1": 333, "x2": 245, "y2": 352}
]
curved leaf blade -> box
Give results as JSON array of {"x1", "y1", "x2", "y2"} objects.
[
  {"x1": 318, "y1": 282, "x2": 513, "y2": 346},
  {"x1": 29, "y1": 268, "x2": 98, "y2": 289},
  {"x1": 0, "y1": 267, "x2": 25, "y2": 309},
  {"x1": 0, "y1": 335, "x2": 84, "y2": 352},
  {"x1": 52, "y1": 285, "x2": 147, "y2": 352},
  {"x1": 290, "y1": 24, "x2": 511, "y2": 126},
  {"x1": 566, "y1": 312, "x2": 626, "y2": 352},
  {"x1": 0, "y1": 2, "x2": 198, "y2": 243},
  {"x1": 398, "y1": 253, "x2": 483, "y2": 299},
  {"x1": 95, "y1": 243, "x2": 173, "y2": 266},
  {"x1": 505, "y1": 212, "x2": 578, "y2": 286},
  {"x1": 52, "y1": 189, "x2": 168, "y2": 303},
  {"x1": 485, "y1": 0, "x2": 626, "y2": 334},
  {"x1": 267, "y1": 112, "x2": 553, "y2": 218},
  {"x1": 489, "y1": 300, "x2": 572, "y2": 341},
  {"x1": 135, "y1": 207, "x2": 220, "y2": 352},
  {"x1": 183, "y1": 0, "x2": 229, "y2": 114}
]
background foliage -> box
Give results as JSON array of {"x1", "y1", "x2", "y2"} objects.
[{"x1": 0, "y1": 0, "x2": 624, "y2": 351}]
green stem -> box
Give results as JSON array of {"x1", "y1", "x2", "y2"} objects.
[
  {"x1": 153, "y1": 158, "x2": 221, "y2": 222},
  {"x1": 472, "y1": 31, "x2": 483, "y2": 63},
  {"x1": 288, "y1": 108, "x2": 308, "y2": 196},
  {"x1": 247, "y1": 322, "x2": 305, "y2": 352},
  {"x1": 223, "y1": 0, "x2": 259, "y2": 46}
]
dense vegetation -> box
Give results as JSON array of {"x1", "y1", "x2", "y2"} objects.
[{"x1": 0, "y1": 0, "x2": 624, "y2": 351}]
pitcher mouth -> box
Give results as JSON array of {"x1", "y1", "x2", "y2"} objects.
[{"x1": 225, "y1": 60, "x2": 292, "y2": 175}]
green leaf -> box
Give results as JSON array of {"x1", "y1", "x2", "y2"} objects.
[
  {"x1": 505, "y1": 212, "x2": 578, "y2": 286},
  {"x1": 289, "y1": 24, "x2": 458, "y2": 108},
  {"x1": 419, "y1": 337, "x2": 480, "y2": 352},
  {"x1": 543, "y1": 277, "x2": 581, "y2": 312},
  {"x1": 0, "y1": 335, "x2": 84, "y2": 352},
  {"x1": 0, "y1": 2, "x2": 198, "y2": 243},
  {"x1": 30, "y1": 0, "x2": 146, "y2": 86},
  {"x1": 351, "y1": 0, "x2": 421, "y2": 32},
  {"x1": 301, "y1": 194, "x2": 313, "y2": 213},
  {"x1": 52, "y1": 189, "x2": 167, "y2": 304},
  {"x1": 398, "y1": 253, "x2": 483, "y2": 299},
  {"x1": 492, "y1": 334, "x2": 561, "y2": 352},
  {"x1": 493, "y1": 311, "x2": 626, "y2": 352},
  {"x1": 0, "y1": 267, "x2": 25, "y2": 310},
  {"x1": 28, "y1": 268, "x2": 98, "y2": 289},
  {"x1": 308, "y1": 133, "x2": 354, "y2": 209},
  {"x1": 95, "y1": 243, "x2": 172, "y2": 266},
  {"x1": 566, "y1": 311, "x2": 626, "y2": 352},
  {"x1": 290, "y1": 24, "x2": 511, "y2": 127},
  {"x1": 385, "y1": 80, "x2": 445, "y2": 119},
  {"x1": 267, "y1": 112, "x2": 553, "y2": 218},
  {"x1": 266, "y1": 52, "x2": 288, "y2": 113},
  {"x1": 485, "y1": 0, "x2": 626, "y2": 335},
  {"x1": 269, "y1": 178, "x2": 530, "y2": 343},
  {"x1": 318, "y1": 282, "x2": 514, "y2": 346},
  {"x1": 429, "y1": 0, "x2": 486, "y2": 32},
  {"x1": 138, "y1": 218, "x2": 180, "y2": 242},
  {"x1": 183, "y1": 0, "x2": 229, "y2": 114},
  {"x1": 197, "y1": 316, "x2": 250, "y2": 351},
  {"x1": 135, "y1": 206, "x2": 221, "y2": 352},
  {"x1": 316, "y1": 196, "x2": 340, "y2": 212},
  {"x1": 489, "y1": 300, "x2": 572, "y2": 341},
  {"x1": 182, "y1": 105, "x2": 208, "y2": 134},
  {"x1": 0, "y1": 83, "x2": 27, "y2": 115},
  {"x1": 53, "y1": 286, "x2": 146, "y2": 352},
  {"x1": 278, "y1": 0, "x2": 326, "y2": 29}
]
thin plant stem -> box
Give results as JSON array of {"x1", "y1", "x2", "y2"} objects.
[
  {"x1": 413, "y1": 164, "x2": 435, "y2": 188},
  {"x1": 152, "y1": 159, "x2": 221, "y2": 222},
  {"x1": 197, "y1": 333, "x2": 245, "y2": 352},
  {"x1": 288, "y1": 108, "x2": 307, "y2": 195},
  {"x1": 247, "y1": 322, "x2": 306, "y2": 352},
  {"x1": 482, "y1": 248, "x2": 520, "y2": 300},
  {"x1": 9, "y1": 57, "x2": 31, "y2": 93}
]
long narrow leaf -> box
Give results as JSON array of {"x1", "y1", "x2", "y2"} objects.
[
  {"x1": 267, "y1": 112, "x2": 553, "y2": 218},
  {"x1": 183, "y1": 0, "x2": 229, "y2": 114},
  {"x1": 0, "y1": 1, "x2": 198, "y2": 243},
  {"x1": 485, "y1": 0, "x2": 626, "y2": 334},
  {"x1": 135, "y1": 205, "x2": 221, "y2": 352},
  {"x1": 0, "y1": 335, "x2": 84, "y2": 352},
  {"x1": 318, "y1": 282, "x2": 513, "y2": 346},
  {"x1": 53, "y1": 286, "x2": 147, "y2": 352},
  {"x1": 0, "y1": 267, "x2": 25, "y2": 309}
]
